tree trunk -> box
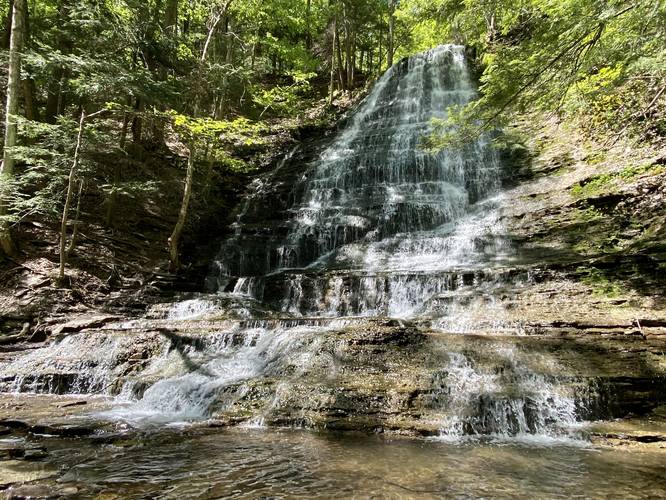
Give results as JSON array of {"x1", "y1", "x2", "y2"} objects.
[
  {"x1": 348, "y1": 31, "x2": 356, "y2": 89},
  {"x1": 328, "y1": 16, "x2": 337, "y2": 106},
  {"x1": 59, "y1": 110, "x2": 85, "y2": 280},
  {"x1": 378, "y1": 25, "x2": 383, "y2": 73},
  {"x1": 201, "y1": 0, "x2": 233, "y2": 65},
  {"x1": 1, "y1": 0, "x2": 13, "y2": 49},
  {"x1": 343, "y1": 9, "x2": 352, "y2": 91},
  {"x1": 217, "y1": 16, "x2": 234, "y2": 119},
  {"x1": 305, "y1": 0, "x2": 312, "y2": 49},
  {"x1": 21, "y1": 79, "x2": 37, "y2": 121},
  {"x1": 0, "y1": 0, "x2": 25, "y2": 256},
  {"x1": 358, "y1": 49, "x2": 364, "y2": 77},
  {"x1": 485, "y1": 10, "x2": 497, "y2": 44},
  {"x1": 335, "y1": 23, "x2": 345, "y2": 90},
  {"x1": 58, "y1": 109, "x2": 105, "y2": 278},
  {"x1": 387, "y1": 0, "x2": 395, "y2": 68},
  {"x1": 44, "y1": 0, "x2": 70, "y2": 124},
  {"x1": 169, "y1": 146, "x2": 195, "y2": 271},
  {"x1": 165, "y1": 0, "x2": 178, "y2": 32},
  {"x1": 105, "y1": 101, "x2": 130, "y2": 228},
  {"x1": 131, "y1": 97, "x2": 143, "y2": 143},
  {"x1": 21, "y1": 2, "x2": 36, "y2": 122},
  {"x1": 66, "y1": 179, "x2": 83, "y2": 256}
]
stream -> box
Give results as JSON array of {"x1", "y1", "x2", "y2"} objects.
[
  {"x1": 1, "y1": 425, "x2": 666, "y2": 498},
  {"x1": 1, "y1": 45, "x2": 665, "y2": 498}
]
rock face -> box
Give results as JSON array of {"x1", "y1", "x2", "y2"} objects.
[
  {"x1": 0, "y1": 45, "x2": 665, "y2": 442},
  {"x1": 0, "y1": 314, "x2": 664, "y2": 437}
]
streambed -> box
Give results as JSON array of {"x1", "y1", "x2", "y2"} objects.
[{"x1": 2, "y1": 419, "x2": 666, "y2": 499}]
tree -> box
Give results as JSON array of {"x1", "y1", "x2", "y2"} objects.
[
  {"x1": 387, "y1": 0, "x2": 396, "y2": 67},
  {"x1": 0, "y1": 0, "x2": 25, "y2": 255},
  {"x1": 400, "y1": 0, "x2": 666, "y2": 147},
  {"x1": 0, "y1": 0, "x2": 405, "y2": 270},
  {"x1": 58, "y1": 109, "x2": 107, "y2": 280}
]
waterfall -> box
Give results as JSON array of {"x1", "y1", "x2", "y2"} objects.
[
  {"x1": 3, "y1": 45, "x2": 644, "y2": 442},
  {"x1": 213, "y1": 45, "x2": 509, "y2": 322}
]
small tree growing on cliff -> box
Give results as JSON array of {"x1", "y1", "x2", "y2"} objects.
[{"x1": 167, "y1": 113, "x2": 259, "y2": 272}]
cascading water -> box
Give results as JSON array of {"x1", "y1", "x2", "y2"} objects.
[
  {"x1": 3, "y1": 45, "x2": 658, "y2": 442},
  {"x1": 212, "y1": 45, "x2": 509, "y2": 321},
  {"x1": 128, "y1": 45, "x2": 581, "y2": 437}
]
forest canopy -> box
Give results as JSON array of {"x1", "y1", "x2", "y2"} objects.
[{"x1": 0, "y1": 0, "x2": 664, "y2": 269}]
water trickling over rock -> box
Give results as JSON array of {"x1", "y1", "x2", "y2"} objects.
[
  {"x1": 2, "y1": 45, "x2": 665, "y2": 442},
  {"x1": 211, "y1": 45, "x2": 509, "y2": 320}
]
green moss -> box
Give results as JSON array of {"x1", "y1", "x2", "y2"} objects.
[
  {"x1": 571, "y1": 162, "x2": 664, "y2": 198},
  {"x1": 579, "y1": 267, "x2": 627, "y2": 298},
  {"x1": 571, "y1": 173, "x2": 616, "y2": 197},
  {"x1": 577, "y1": 207, "x2": 604, "y2": 221},
  {"x1": 586, "y1": 152, "x2": 607, "y2": 165}
]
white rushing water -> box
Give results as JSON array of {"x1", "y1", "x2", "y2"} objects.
[
  {"x1": 0, "y1": 45, "x2": 597, "y2": 442},
  {"x1": 211, "y1": 44, "x2": 513, "y2": 325}
]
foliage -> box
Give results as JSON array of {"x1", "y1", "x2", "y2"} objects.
[
  {"x1": 579, "y1": 267, "x2": 626, "y2": 298},
  {"x1": 414, "y1": 0, "x2": 666, "y2": 146},
  {"x1": 2, "y1": 0, "x2": 664, "y2": 268},
  {"x1": 170, "y1": 112, "x2": 267, "y2": 171},
  {"x1": 0, "y1": 0, "x2": 403, "y2": 246}
]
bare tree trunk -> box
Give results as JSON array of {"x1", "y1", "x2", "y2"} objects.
[
  {"x1": 348, "y1": 31, "x2": 356, "y2": 89},
  {"x1": 21, "y1": 2, "x2": 36, "y2": 122},
  {"x1": 59, "y1": 109, "x2": 105, "y2": 279},
  {"x1": 335, "y1": 23, "x2": 345, "y2": 90},
  {"x1": 358, "y1": 49, "x2": 364, "y2": 74},
  {"x1": 217, "y1": 16, "x2": 234, "y2": 119},
  {"x1": 387, "y1": 0, "x2": 395, "y2": 68},
  {"x1": 328, "y1": 16, "x2": 337, "y2": 106},
  {"x1": 251, "y1": 31, "x2": 258, "y2": 69},
  {"x1": 164, "y1": 0, "x2": 178, "y2": 32},
  {"x1": 59, "y1": 110, "x2": 85, "y2": 280},
  {"x1": 21, "y1": 79, "x2": 37, "y2": 121},
  {"x1": 343, "y1": 8, "x2": 352, "y2": 91},
  {"x1": 1, "y1": 0, "x2": 24, "y2": 174},
  {"x1": 201, "y1": 0, "x2": 234, "y2": 65},
  {"x1": 131, "y1": 97, "x2": 143, "y2": 143},
  {"x1": 1, "y1": 0, "x2": 13, "y2": 49},
  {"x1": 486, "y1": 12, "x2": 497, "y2": 43},
  {"x1": 169, "y1": 146, "x2": 195, "y2": 271},
  {"x1": 44, "y1": 0, "x2": 70, "y2": 124},
  {"x1": 378, "y1": 25, "x2": 383, "y2": 73},
  {"x1": 0, "y1": 0, "x2": 25, "y2": 256},
  {"x1": 66, "y1": 179, "x2": 83, "y2": 256},
  {"x1": 305, "y1": 0, "x2": 312, "y2": 49}
]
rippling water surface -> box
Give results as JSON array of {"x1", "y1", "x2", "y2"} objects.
[{"x1": 33, "y1": 428, "x2": 664, "y2": 498}]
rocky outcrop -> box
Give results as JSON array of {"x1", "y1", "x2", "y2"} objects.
[{"x1": 1, "y1": 312, "x2": 665, "y2": 438}]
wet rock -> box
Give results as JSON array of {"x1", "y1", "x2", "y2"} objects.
[
  {"x1": 29, "y1": 424, "x2": 95, "y2": 438},
  {"x1": 57, "y1": 486, "x2": 79, "y2": 496},
  {"x1": 52, "y1": 400, "x2": 87, "y2": 409},
  {"x1": 0, "y1": 442, "x2": 25, "y2": 460},
  {"x1": 343, "y1": 322, "x2": 425, "y2": 347},
  {"x1": 28, "y1": 329, "x2": 47, "y2": 343},
  {"x1": 0, "y1": 334, "x2": 25, "y2": 346},
  {"x1": 0, "y1": 420, "x2": 30, "y2": 431},
  {"x1": 0, "y1": 460, "x2": 58, "y2": 488},
  {"x1": 22, "y1": 447, "x2": 48, "y2": 461},
  {"x1": 50, "y1": 315, "x2": 120, "y2": 336},
  {"x1": 4, "y1": 484, "x2": 58, "y2": 498}
]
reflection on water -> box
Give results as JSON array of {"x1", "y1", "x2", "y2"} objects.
[{"x1": 37, "y1": 428, "x2": 666, "y2": 498}]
